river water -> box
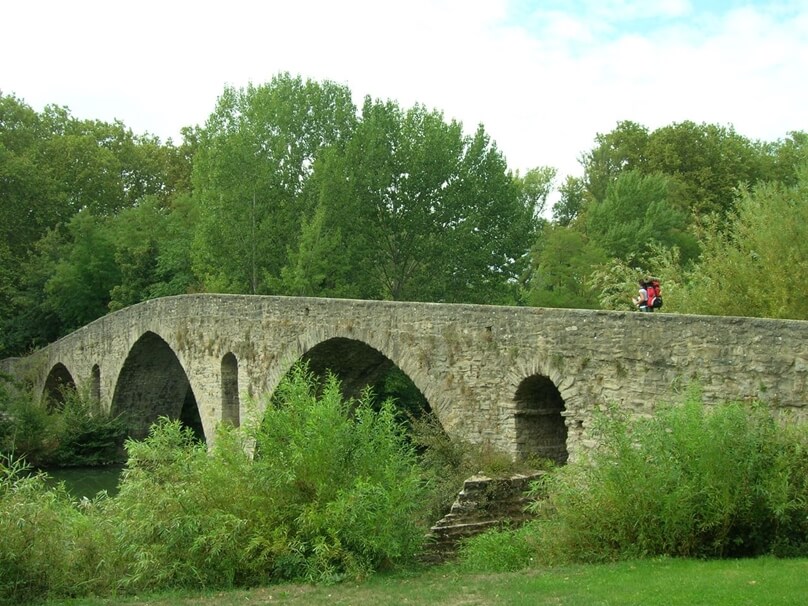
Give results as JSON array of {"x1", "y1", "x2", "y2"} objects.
[{"x1": 43, "y1": 465, "x2": 124, "y2": 499}]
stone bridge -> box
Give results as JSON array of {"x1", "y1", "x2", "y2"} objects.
[{"x1": 2, "y1": 295, "x2": 807, "y2": 463}]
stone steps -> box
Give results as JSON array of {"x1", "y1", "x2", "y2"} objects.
[{"x1": 423, "y1": 471, "x2": 545, "y2": 562}]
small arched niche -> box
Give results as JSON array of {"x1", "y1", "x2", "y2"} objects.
[
  {"x1": 221, "y1": 352, "x2": 240, "y2": 427},
  {"x1": 90, "y1": 364, "x2": 101, "y2": 404},
  {"x1": 514, "y1": 374, "x2": 568, "y2": 465},
  {"x1": 43, "y1": 363, "x2": 77, "y2": 411}
]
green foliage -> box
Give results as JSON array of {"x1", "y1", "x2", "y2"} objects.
[
  {"x1": 581, "y1": 120, "x2": 651, "y2": 204},
  {"x1": 580, "y1": 120, "x2": 768, "y2": 220},
  {"x1": 191, "y1": 74, "x2": 357, "y2": 294},
  {"x1": 275, "y1": 199, "x2": 345, "y2": 296},
  {"x1": 677, "y1": 163, "x2": 808, "y2": 319},
  {"x1": 42, "y1": 212, "x2": 121, "y2": 330},
  {"x1": 249, "y1": 365, "x2": 428, "y2": 580},
  {"x1": 0, "y1": 457, "x2": 116, "y2": 605},
  {"x1": 304, "y1": 98, "x2": 535, "y2": 304},
  {"x1": 0, "y1": 92, "x2": 189, "y2": 357},
  {"x1": 513, "y1": 165, "x2": 557, "y2": 219},
  {"x1": 585, "y1": 170, "x2": 696, "y2": 263},
  {"x1": 0, "y1": 374, "x2": 51, "y2": 462},
  {"x1": 525, "y1": 224, "x2": 606, "y2": 308},
  {"x1": 0, "y1": 367, "x2": 435, "y2": 603},
  {"x1": 0, "y1": 381, "x2": 125, "y2": 468},
  {"x1": 522, "y1": 392, "x2": 808, "y2": 564},
  {"x1": 552, "y1": 175, "x2": 589, "y2": 226},
  {"x1": 644, "y1": 121, "x2": 768, "y2": 218},
  {"x1": 47, "y1": 389, "x2": 126, "y2": 466},
  {"x1": 108, "y1": 420, "x2": 249, "y2": 590},
  {"x1": 107, "y1": 194, "x2": 199, "y2": 310},
  {"x1": 456, "y1": 523, "x2": 538, "y2": 572}
]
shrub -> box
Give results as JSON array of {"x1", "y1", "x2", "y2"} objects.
[
  {"x1": 0, "y1": 374, "x2": 52, "y2": 463},
  {"x1": 249, "y1": 365, "x2": 429, "y2": 581},
  {"x1": 0, "y1": 456, "x2": 116, "y2": 605},
  {"x1": 524, "y1": 391, "x2": 808, "y2": 563},
  {"x1": 48, "y1": 388, "x2": 127, "y2": 466},
  {"x1": 106, "y1": 364, "x2": 429, "y2": 591},
  {"x1": 0, "y1": 378, "x2": 126, "y2": 467},
  {"x1": 1, "y1": 364, "x2": 434, "y2": 602},
  {"x1": 108, "y1": 419, "x2": 252, "y2": 591},
  {"x1": 456, "y1": 522, "x2": 539, "y2": 572}
]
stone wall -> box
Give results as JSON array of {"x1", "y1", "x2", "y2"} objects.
[{"x1": 3, "y1": 295, "x2": 807, "y2": 462}]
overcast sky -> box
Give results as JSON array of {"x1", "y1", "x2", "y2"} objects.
[{"x1": 3, "y1": 0, "x2": 807, "y2": 185}]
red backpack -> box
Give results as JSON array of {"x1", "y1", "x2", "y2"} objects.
[{"x1": 648, "y1": 280, "x2": 662, "y2": 309}]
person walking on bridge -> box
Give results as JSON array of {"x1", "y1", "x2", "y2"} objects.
[{"x1": 633, "y1": 280, "x2": 651, "y2": 312}]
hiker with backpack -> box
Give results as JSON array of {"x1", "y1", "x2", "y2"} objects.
[
  {"x1": 633, "y1": 278, "x2": 663, "y2": 312},
  {"x1": 633, "y1": 280, "x2": 651, "y2": 312}
]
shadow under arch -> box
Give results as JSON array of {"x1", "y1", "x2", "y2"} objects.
[
  {"x1": 111, "y1": 331, "x2": 205, "y2": 442},
  {"x1": 514, "y1": 374, "x2": 568, "y2": 465},
  {"x1": 280, "y1": 336, "x2": 433, "y2": 422},
  {"x1": 43, "y1": 362, "x2": 77, "y2": 410}
]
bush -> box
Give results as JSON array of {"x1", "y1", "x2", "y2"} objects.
[
  {"x1": 0, "y1": 365, "x2": 433, "y2": 602},
  {"x1": 48, "y1": 389, "x2": 127, "y2": 466},
  {"x1": 107, "y1": 363, "x2": 429, "y2": 591},
  {"x1": 249, "y1": 365, "x2": 429, "y2": 581},
  {"x1": 0, "y1": 374, "x2": 51, "y2": 463},
  {"x1": 0, "y1": 378, "x2": 126, "y2": 467},
  {"x1": 523, "y1": 391, "x2": 808, "y2": 563},
  {"x1": 0, "y1": 456, "x2": 116, "y2": 605},
  {"x1": 456, "y1": 522, "x2": 539, "y2": 572}
]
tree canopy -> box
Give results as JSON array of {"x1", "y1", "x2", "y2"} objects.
[{"x1": 1, "y1": 83, "x2": 806, "y2": 358}]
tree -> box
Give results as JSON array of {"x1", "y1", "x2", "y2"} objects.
[
  {"x1": 42, "y1": 211, "x2": 121, "y2": 331},
  {"x1": 275, "y1": 198, "x2": 347, "y2": 297},
  {"x1": 0, "y1": 93, "x2": 186, "y2": 356},
  {"x1": 678, "y1": 163, "x2": 808, "y2": 319},
  {"x1": 305, "y1": 98, "x2": 536, "y2": 304},
  {"x1": 525, "y1": 224, "x2": 606, "y2": 309},
  {"x1": 645, "y1": 121, "x2": 766, "y2": 219},
  {"x1": 513, "y1": 166, "x2": 556, "y2": 220},
  {"x1": 586, "y1": 170, "x2": 697, "y2": 263},
  {"x1": 191, "y1": 74, "x2": 357, "y2": 294},
  {"x1": 580, "y1": 120, "x2": 650, "y2": 203},
  {"x1": 580, "y1": 120, "x2": 767, "y2": 221},
  {"x1": 763, "y1": 130, "x2": 808, "y2": 187},
  {"x1": 552, "y1": 175, "x2": 589, "y2": 226},
  {"x1": 106, "y1": 192, "x2": 199, "y2": 310}
]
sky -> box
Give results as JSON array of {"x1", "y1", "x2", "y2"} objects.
[{"x1": 2, "y1": 0, "x2": 807, "y2": 187}]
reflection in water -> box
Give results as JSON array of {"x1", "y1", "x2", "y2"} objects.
[{"x1": 43, "y1": 465, "x2": 124, "y2": 499}]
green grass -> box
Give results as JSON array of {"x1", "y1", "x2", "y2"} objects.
[{"x1": 45, "y1": 557, "x2": 808, "y2": 606}]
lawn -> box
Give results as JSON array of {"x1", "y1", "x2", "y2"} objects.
[{"x1": 46, "y1": 557, "x2": 807, "y2": 606}]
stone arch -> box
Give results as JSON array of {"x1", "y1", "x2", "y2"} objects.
[
  {"x1": 111, "y1": 331, "x2": 205, "y2": 442},
  {"x1": 43, "y1": 362, "x2": 76, "y2": 410},
  {"x1": 514, "y1": 374, "x2": 568, "y2": 464},
  {"x1": 221, "y1": 352, "x2": 240, "y2": 427},
  {"x1": 263, "y1": 325, "x2": 449, "y2": 432},
  {"x1": 272, "y1": 336, "x2": 432, "y2": 420}
]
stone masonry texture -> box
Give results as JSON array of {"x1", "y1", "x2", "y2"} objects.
[{"x1": 2, "y1": 295, "x2": 806, "y2": 463}]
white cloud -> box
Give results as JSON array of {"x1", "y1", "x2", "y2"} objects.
[{"x1": 2, "y1": 0, "x2": 806, "y2": 189}]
